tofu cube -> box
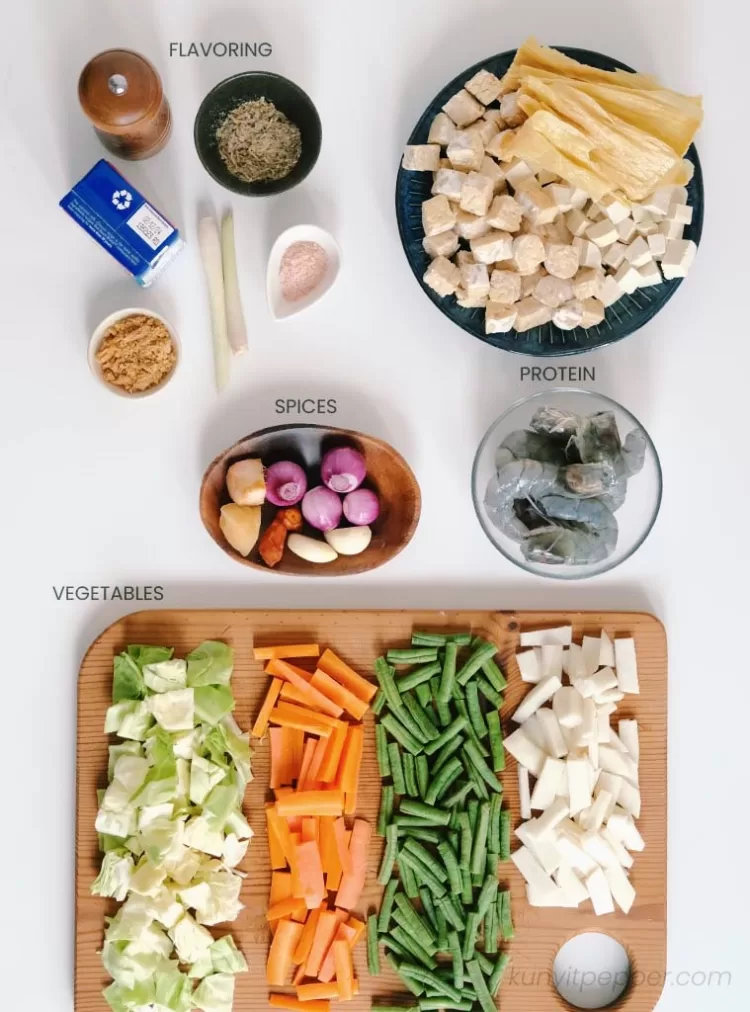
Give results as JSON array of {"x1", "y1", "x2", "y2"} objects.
[
  {"x1": 475, "y1": 118, "x2": 499, "y2": 147},
  {"x1": 447, "y1": 130, "x2": 484, "y2": 171},
  {"x1": 542, "y1": 219, "x2": 573, "y2": 245},
  {"x1": 668, "y1": 202, "x2": 693, "y2": 225},
  {"x1": 535, "y1": 275, "x2": 574, "y2": 308},
  {"x1": 587, "y1": 219, "x2": 619, "y2": 247},
  {"x1": 642, "y1": 187, "x2": 677, "y2": 217},
  {"x1": 500, "y1": 90, "x2": 526, "y2": 127},
  {"x1": 484, "y1": 129, "x2": 513, "y2": 160},
  {"x1": 587, "y1": 201, "x2": 605, "y2": 222},
  {"x1": 422, "y1": 230, "x2": 460, "y2": 258},
  {"x1": 658, "y1": 219, "x2": 685, "y2": 240},
  {"x1": 566, "y1": 209, "x2": 590, "y2": 237},
  {"x1": 456, "y1": 287, "x2": 488, "y2": 309},
  {"x1": 661, "y1": 239, "x2": 697, "y2": 279},
  {"x1": 512, "y1": 233, "x2": 546, "y2": 272},
  {"x1": 624, "y1": 236, "x2": 652, "y2": 268},
  {"x1": 432, "y1": 168, "x2": 466, "y2": 202},
  {"x1": 599, "y1": 193, "x2": 631, "y2": 224},
  {"x1": 521, "y1": 268, "x2": 545, "y2": 297},
  {"x1": 442, "y1": 89, "x2": 485, "y2": 127},
  {"x1": 460, "y1": 171, "x2": 495, "y2": 216},
  {"x1": 545, "y1": 184, "x2": 575, "y2": 212},
  {"x1": 402, "y1": 145, "x2": 441, "y2": 171},
  {"x1": 614, "y1": 261, "x2": 641, "y2": 294},
  {"x1": 485, "y1": 302, "x2": 518, "y2": 333},
  {"x1": 572, "y1": 267, "x2": 603, "y2": 301},
  {"x1": 465, "y1": 68, "x2": 503, "y2": 105},
  {"x1": 544, "y1": 243, "x2": 580, "y2": 280},
  {"x1": 428, "y1": 112, "x2": 457, "y2": 147},
  {"x1": 423, "y1": 256, "x2": 461, "y2": 297},
  {"x1": 647, "y1": 233, "x2": 667, "y2": 259},
  {"x1": 479, "y1": 156, "x2": 506, "y2": 193},
  {"x1": 422, "y1": 195, "x2": 456, "y2": 236},
  {"x1": 554, "y1": 300, "x2": 584, "y2": 331},
  {"x1": 489, "y1": 269, "x2": 522, "y2": 304},
  {"x1": 615, "y1": 218, "x2": 636, "y2": 243},
  {"x1": 538, "y1": 169, "x2": 560, "y2": 186},
  {"x1": 599, "y1": 276, "x2": 624, "y2": 307},
  {"x1": 637, "y1": 260, "x2": 663, "y2": 287},
  {"x1": 603, "y1": 242, "x2": 627, "y2": 270},
  {"x1": 460, "y1": 262, "x2": 490, "y2": 299},
  {"x1": 570, "y1": 188, "x2": 589, "y2": 210},
  {"x1": 516, "y1": 182, "x2": 559, "y2": 225},
  {"x1": 514, "y1": 296, "x2": 552, "y2": 332},
  {"x1": 636, "y1": 216, "x2": 658, "y2": 237},
  {"x1": 631, "y1": 204, "x2": 653, "y2": 224},
  {"x1": 455, "y1": 250, "x2": 475, "y2": 267},
  {"x1": 483, "y1": 109, "x2": 505, "y2": 127},
  {"x1": 487, "y1": 194, "x2": 524, "y2": 231},
  {"x1": 505, "y1": 159, "x2": 535, "y2": 188},
  {"x1": 470, "y1": 229, "x2": 514, "y2": 264},
  {"x1": 455, "y1": 209, "x2": 491, "y2": 240},
  {"x1": 581, "y1": 297, "x2": 605, "y2": 328},
  {"x1": 572, "y1": 237, "x2": 602, "y2": 269}
]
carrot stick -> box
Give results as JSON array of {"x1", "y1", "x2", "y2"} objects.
[
  {"x1": 267, "y1": 918, "x2": 304, "y2": 986},
  {"x1": 297, "y1": 737, "x2": 319, "y2": 790},
  {"x1": 254, "y1": 643, "x2": 320, "y2": 661},
  {"x1": 267, "y1": 805, "x2": 296, "y2": 867},
  {"x1": 301, "y1": 816, "x2": 319, "y2": 843},
  {"x1": 310, "y1": 669, "x2": 369, "y2": 721},
  {"x1": 277, "y1": 791, "x2": 344, "y2": 818},
  {"x1": 280, "y1": 682, "x2": 330, "y2": 712},
  {"x1": 267, "y1": 805, "x2": 289, "y2": 869},
  {"x1": 267, "y1": 896, "x2": 309, "y2": 922},
  {"x1": 345, "y1": 916, "x2": 366, "y2": 947},
  {"x1": 251, "y1": 677, "x2": 283, "y2": 738},
  {"x1": 269, "y1": 704, "x2": 335, "y2": 737},
  {"x1": 317, "y1": 649, "x2": 377, "y2": 703},
  {"x1": 305, "y1": 909, "x2": 339, "y2": 978},
  {"x1": 318, "y1": 721, "x2": 348, "y2": 784},
  {"x1": 338, "y1": 725, "x2": 364, "y2": 796},
  {"x1": 293, "y1": 902, "x2": 324, "y2": 965},
  {"x1": 295, "y1": 839, "x2": 327, "y2": 909},
  {"x1": 292, "y1": 963, "x2": 307, "y2": 986},
  {"x1": 297, "y1": 981, "x2": 361, "y2": 1001},
  {"x1": 331, "y1": 817, "x2": 352, "y2": 875},
  {"x1": 335, "y1": 819, "x2": 371, "y2": 911},
  {"x1": 268, "y1": 659, "x2": 344, "y2": 719},
  {"x1": 318, "y1": 923, "x2": 357, "y2": 983},
  {"x1": 270, "y1": 870, "x2": 293, "y2": 905},
  {"x1": 289, "y1": 727, "x2": 306, "y2": 783},
  {"x1": 270, "y1": 997, "x2": 329, "y2": 1012},
  {"x1": 270, "y1": 727, "x2": 284, "y2": 789},
  {"x1": 307, "y1": 736, "x2": 330, "y2": 784},
  {"x1": 333, "y1": 938, "x2": 354, "y2": 999}
]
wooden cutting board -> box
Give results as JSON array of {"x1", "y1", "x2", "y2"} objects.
[{"x1": 76, "y1": 610, "x2": 667, "y2": 1012}]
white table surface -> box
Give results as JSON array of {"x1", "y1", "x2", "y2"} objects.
[{"x1": 0, "y1": 0, "x2": 747, "y2": 1007}]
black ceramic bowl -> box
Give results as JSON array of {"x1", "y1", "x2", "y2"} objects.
[
  {"x1": 395, "y1": 47, "x2": 704, "y2": 357},
  {"x1": 194, "y1": 71, "x2": 322, "y2": 196}
]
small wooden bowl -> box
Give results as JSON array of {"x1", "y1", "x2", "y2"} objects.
[{"x1": 200, "y1": 424, "x2": 421, "y2": 577}]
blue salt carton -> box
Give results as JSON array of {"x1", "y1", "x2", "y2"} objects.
[{"x1": 59, "y1": 160, "x2": 184, "y2": 286}]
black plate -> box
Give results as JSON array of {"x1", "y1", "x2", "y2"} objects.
[{"x1": 395, "y1": 47, "x2": 704, "y2": 357}]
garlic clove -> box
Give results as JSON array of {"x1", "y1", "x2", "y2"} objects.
[
  {"x1": 324, "y1": 526, "x2": 372, "y2": 556},
  {"x1": 286, "y1": 534, "x2": 338, "y2": 564}
]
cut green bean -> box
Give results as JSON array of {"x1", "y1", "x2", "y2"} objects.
[
  {"x1": 484, "y1": 900, "x2": 498, "y2": 955},
  {"x1": 467, "y1": 799, "x2": 479, "y2": 837},
  {"x1": 378, "y1": 784, "x2": 394, "y2": 836},
  {"x1": 432, "y1": 734, "x2": 463, "y2": 775},
  {"x1": 461, "y1": 752, "x2": 489, "y2": 801},
  {"x1": 385, "y1": 952, "x2": 425, "y2": 996},
  {"x1": 400, "y1": 799, "x2": 451, "y2": 825},
  {"x1": 437, "y1": 839, "x2": 463, "y2": 896},
  {"x1": 486, "y1": 851, "x2": 500, "y2": 878},
  {"x1": 482, "y1": 656, "x2": 507, "y2": 692},
  {"x1": 403, "y1": 752, "x2": 419, "y2": 797},
  {"x1": 382, "y1": 712, "x2": 423, "y2": 756},
  {"x1": 458, "y1": 812, "x2": 472, "y2": 870},
  {"x1": 466, "y1": 959, "x2": 497, "y2": 1012},
  {"x1": 425, "y1": 757, "x2": 462, "y2": 806},
  {"x1": 383, "y1": 934, "x2": 409, "y2": 958},
  {"x1": 395, "y1": 893, "x2": 437, "y2": 946},
  {"x1": 415, "y1": 681, "x2": 433, "y2": 709},
  {"x1": 376, "y1": 723, "x2": 391, "y2": 778},
  {"x1": 404, "y1": 838, "x2": 448, "y2": 881},
  {"x1": 447, "y1": 928, "x2": 464, "y2": 989},
  {"x1": 418, "y1": 1000, "x2": 472, "y2": 1011},
  {"x1": 488, "y1": 952, "x2": 510, "y2": 996},
  {"x1": 388, "y1": 648, "x2": 439, "y2": 665},
  {"x1": 388, "y1": 742, "x2": 406, "y2": 794},
  {"x1": 403, "y1": 826, "x2": 441, "y2": 845},
  {"x1": 474, "y1": 951, "x2": 494, "y2": 976},
  {"x1": 457, "y1": 642, "x2": 498, "y2": 686},
  {"x1": 442, "y1": 781, "x2": 474, "y2": 810},
  {"x1": 399, "y1": 661, "x2": 442, "y2": 692},
  {"x1": 419, "y1": 885, "x2": 439, "y2": 932},
  {"x1": 398, "y1": 965, "x2": 463, "y2": 1004},
  {"x1": 437, "y1": 893, "x2": 464, "y2": 931},
  {"x1": 499, "y1": 889, "x2": 514, "y2": 940},
  {"x1": 378, "y1": 823, "x2": 399, "y2": 884},
  {"x1": 394, "y1": 815, "x2": 447, "y2": 829},
  {"x1": 400, "y1": 857, "x2": 421, "y2": 899},
  {"x1": 412, "y1": 631, "x2": 471, "y2": 647},
  {"x1": 437, "y1": 641, "x2": 458, "y2": 704},
  {"x1": 486, "y1": 710, "x2": 505, "y2": 773},
  {"x1": 500, "y1": 807, "x2": 511, "y2": 861},
  {"x1": 424, "y1": 716, "x2": 468, "y2": 757},
  {"x1": 462, "y1": 911, "x2": 480, "y2": 960},
  {"x1": 378, "y1": 877, "x2": 399, "y2": 932},
  {"x1": 399, "y1": 849, "x2": 446, "y2": 898},
  {"x1": 404, "y1": 692, "x2": 440, "y2": 741},
  {"x1": 471, "y1": 802, "x2": 491, "y2": 877},
  {"x1": 461, "y1": 868, "x2": 473, "y2": 906},
  {"x1": 416, "y1": 754, "x2": 429, "y2": 799},
  {"x1": 455, "y1": 698, "x2": 490, "y2": 757},
  {"x1": 488, "y1": 793, "x2": 501, "y2": 853},
  {"x1": 476, "y1": 677, "x2": 501, "y2": 708},
  {"x1": 465, "y1": 682, "x2": 488, "y2": 739},
  {"x1": 392, "y1": 911, "x2": 438, "y2": 958},
  {"x1": 464, "y1": 739, "x2": 503, "y2": 793},
  {"x1": 376, "y1": 657, "x2": 406, "y2": 710},
  {"x1": 372, "y1": 689, "x2": 386, "y2": 715},
  {"x1": 398, "y1": 705, "x2": 431, "y2": 744},
  {"x1": 389, "y1": 929, "x2": 438, "y2": 969},
  {"x1": 436, "y1": 906, "x2": 448, "y2": 951},
  {"x1": 367, "y1": 912, "x2": 380, "y2": 975},
  {"x1": 476, "y1": 874, "x2": 499, "y2": 919}
]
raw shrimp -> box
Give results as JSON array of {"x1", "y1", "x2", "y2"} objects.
[
  {"x1": 531, "y1": 494, "x2": 618, "y2": 564},
  {"x1": 530, "y1": 406, "x2": 581, "y2": 440},
  {"x1": 522, "y1": 527, "x2": 611, "y2": 566},
  {"x1": 562, "y1": 461, "x2": 616, "y2": 498},
  {"x1": 571, "y1": 411, "x2": 622, "y2": 465},
  {"x1": 501, "y1": 429, "x2": 568, "y2": 465},
  {"x1": 485, "y1": 459, "x2": 561, "y2": 542},
  {"x1": 621, "y1": 428, "x2": 647, "y2": 477}
]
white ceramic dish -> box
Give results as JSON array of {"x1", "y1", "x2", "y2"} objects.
[
  {"x1": 267, "y1": 224, "x2": 341, "y2": 320},
  {"x1": 88, "y1": 308, "x2": 180, "y2": 398}
]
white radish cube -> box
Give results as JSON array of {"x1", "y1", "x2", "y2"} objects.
[
  {"x1": 580, "y1": 790, "x2": 611, "y2": 833},
  {"x1": 518, "y1": 765, "x2": 532, "y2": 820},
  {"x1": 567, "y1": 756, "x2": 592, "y2": 815},
  {"x1": 557, "y1": 834, "x2": 598, "y2": 876},
  {"x1": 596, "y1": 706, "x2": 612, "y2": 744},
  {"x1": 594, "y1": 688, "x2": 625, "y2": 705},
  {"x1": 505, "y1": 727, "x2": 546, "y2": 778},
  {"x1": 609, "y1": 811, "x2": 645, "y2": 852},
  {"x1": 599, "y1": 745, "x2": 632, "y2": 779},
  {"x1": 581, "y1": 831, "x2": 620, "y2": 870},
  {"x1": 512, "y1": 845, "x2": 560, "y2": 892},
  {"x1": 579, "y1": 698, "x2": 596, "y2": 743},
  {"x1": 601, "y1": 826, "x2": 635, "y2": 868},
  {"x1": 553, "y1": 685, "x2": 585, "y2": 728},
  {"x1": 555, "y1": 861, "x2": 589, "y2": 906},
  {"x1": 607, "y1": 731, "x2": 629, "y2": 754},
  {"x1": 595, "y1": 773, "x2": 622, "y2": 819},
  {"x1": 527, "y1": 883, "x2": 578, "y2": 907},
  {"x1": 536, "y1": 707, "x2": 568, "y2": 758},
  {"x1": 606, "y1": 863, "x2": 636, "y2": 914},
  {"x1": 587, "y1": 735, "x2": 599, "y2": 771},
  {"x1": 581, "y1": 636, "x2": 601, "y2": 676},
  {"x1": 541, "y1": 644, "x2": 564, "y2": 681},
  {"x1": 614, "y1": 638, "x2": 639, "y2": 694},
  {"x1": 519, "y1": 626, "x2": 572, "y2": 647},
  {"x1": 618, "y1": 719, "x2": 639, "y2": 763},
  {"x1": 515, "y1": 823, "x2": 561, "y2": 874},
  {"x1": 513, "y1": 676, "x2": 563, "y2": 724},
  {"x1": 566, "y1": 642, "x2": 586, "y2": 682},
  {"x1": 516, "y1": 648, "x2": 541, "y2": 683},
  {"x1": 561, "y1": 648, "x2": 570, "y2": 675},
  {"x1": 617, "y1": 780, "x2": 641, "y2": 819},
  {"x1": 530, "y1": 797, "x2": 570, "y2": 839},
  {"x1": 521, "y1": 712, "x2": 548, "y2": 751},
  {"x1": 585, "y1": 867, "x2": 615, "y2": 915},
  {"x1": 531, "y1": 757, "x2": 565, "y2": 810},
  {"x1": 555, "y1": 761, "x2": 570, "y2": 800},
  {"x1": 599, "y1": 631, "x2": 615, "y2": 667},
  {"x1": 589, "y1": 666, "x2": 618, "y2": 697}
]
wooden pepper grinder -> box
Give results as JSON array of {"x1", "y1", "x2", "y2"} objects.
[{"x1": 78, "y1": 49, "x2": 171, "y2": 160}]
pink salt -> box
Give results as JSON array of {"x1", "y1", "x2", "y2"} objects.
[{"x1": 279, "y1": 240, "x2": 328, "y2": 302}]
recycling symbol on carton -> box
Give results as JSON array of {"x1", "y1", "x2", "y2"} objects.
[{"x1": 112, "y1": 190, "x2": 133, "y2": 211}]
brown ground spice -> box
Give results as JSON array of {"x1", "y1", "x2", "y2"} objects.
[{"x1": 96, "y1": 314, "x2": 176, "y2": 394}]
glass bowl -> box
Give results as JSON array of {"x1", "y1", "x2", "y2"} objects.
[{"x1": 472, "y1": 389, "x2": 662, "y2": 580}]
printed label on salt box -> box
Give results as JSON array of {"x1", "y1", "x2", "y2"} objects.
[{"x1": 59, "y1": 160, "x2": 185, "y2": 286}]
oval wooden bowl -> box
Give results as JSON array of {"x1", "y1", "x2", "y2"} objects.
[{"x1": 200, "y1": 424, "x2": 421, "y2": 577}]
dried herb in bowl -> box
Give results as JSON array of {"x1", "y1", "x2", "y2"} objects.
[{"x1": 216, "y1": 97, "x2": 301, "y2": 183}]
